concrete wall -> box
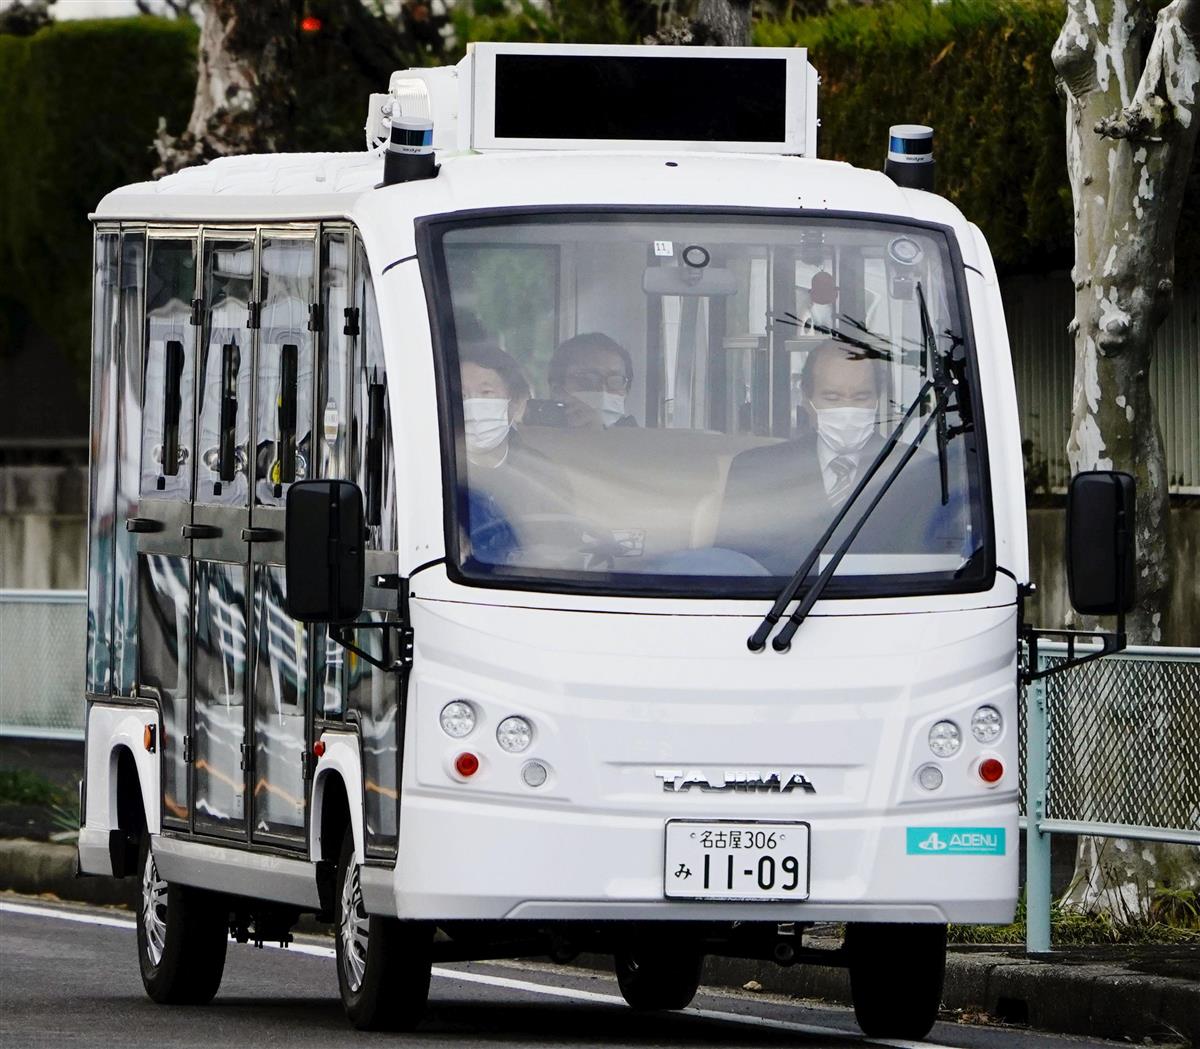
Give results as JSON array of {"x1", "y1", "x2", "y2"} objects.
[
  {"x1": 1026, "y1": 500, "x2": 1200, "y2": 647},
  {"x1": 0, "y1": 466, "x2": 87, "y2": 589}
]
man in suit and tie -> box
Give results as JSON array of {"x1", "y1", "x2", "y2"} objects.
[{"x1": 715, "y1": 340, "x2": 965, "y2": 577}]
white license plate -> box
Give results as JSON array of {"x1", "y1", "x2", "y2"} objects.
[{"x1": 663, "y1": 821, "x2": 810, "y2": 901}]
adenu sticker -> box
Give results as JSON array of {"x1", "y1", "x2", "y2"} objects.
[{"x1": 906, "y1": 827, "x2": 1006, "y2": 856}]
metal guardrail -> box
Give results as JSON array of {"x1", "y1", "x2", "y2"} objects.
[
  {"x1": 1024, "y1": 642, "x2": 1200, "y2": 954},
  {"x1": 0, "y1": 589, "x2": 87, "y2": 740}
]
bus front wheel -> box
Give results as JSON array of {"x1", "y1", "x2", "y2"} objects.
[
  {"x1": 614, "y1": 945, "x2": 704, "y2": 1010},
  {"x1": 846, "y1": 922, "x2": 946, "y2": 1040},
  {"x1": 334, "y1": 829, "x2": 432, "y2": 1030},
  {"x1": 136, "y1": 835, "x2": 228, "y2": 1004}
]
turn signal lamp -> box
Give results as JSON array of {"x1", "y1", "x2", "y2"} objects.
[
  {"x1": 979, "y1": 758, "x2": 1004, "y2": 784},
  {"x1": 143, "y1": 724, "x2": 156, "y2": 753},
  {"x1": 522, "y1": 761, "x2": 549, "y2": 788},
  {"x1": 455, "y1": 752, "x2": 480, "y2": 778},
  {"x1": 916, "y1": 764, "x2": 943, "y2": 791}
]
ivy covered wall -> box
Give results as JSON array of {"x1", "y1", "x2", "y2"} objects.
[
  {"x1": 4, "y1": 3, "x2": 1199, "y2": 393},
  {"x1": 0, "y1": 18, "x2": 198, "y2": 388},
  {"x1": 757, "y1": 0, "x2": 1074, "y2": 273}
]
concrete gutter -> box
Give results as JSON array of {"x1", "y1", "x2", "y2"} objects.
[{"x1": 2, "y1": 838, "x2": 1196, "y2": 1044}]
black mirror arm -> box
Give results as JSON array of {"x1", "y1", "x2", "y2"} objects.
[{"x1": 328, "y1": 620, "x2": 413, "y2": 675}]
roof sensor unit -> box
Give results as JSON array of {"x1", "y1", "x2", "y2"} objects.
[
  {"x1": 885, "y1": 124, "x2": 934, "y2": 192},
  {"x1": 382, "y1": 114, "x2": 436, "y2": 186}
]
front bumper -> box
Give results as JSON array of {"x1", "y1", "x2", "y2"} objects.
[{"x1": 373, "y1": 793, "x2": 1018, "y2": 924}]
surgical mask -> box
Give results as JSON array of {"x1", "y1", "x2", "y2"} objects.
[
  {"x1": 573, "y1": 390, "x2": 626, "y2": 427},
  {"x1": 811, "y1": 403, "x2": 877, "y2": 454},
  {"x1": 463, "y1": 397, "x2": 510, "y2": 453}
]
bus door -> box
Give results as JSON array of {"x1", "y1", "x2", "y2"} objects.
[
  {"x1": 312, "y1": 233, "x2": 402, "y2": 858},
  {"x1": 134, "y1": 233, "x2": 198, "y2": 830},
  {"x1": 348, "y1": 238, "x2": 402, "y2": 858},
  {"x1": 190, "y1": 232, "x2": 255, "y2": 840},
  {"x1": 247, "y1": 231, "x2": 318, "y2": 847}
]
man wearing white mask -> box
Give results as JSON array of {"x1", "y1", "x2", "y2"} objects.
[
  {"x1": 801, "y1": 341, "x2": 886, "y2": 507},
  {"x1": 715, "y1": 341, "x2": 951, "y2": 577},
  {"x1": 548, "y1": 333, "x2": 638, "y2": 430}
]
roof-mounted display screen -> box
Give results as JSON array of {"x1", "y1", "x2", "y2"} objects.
[
  {"x1": 467, "y1": 43, "x2": 817, "y2": 156},
  {"x1": 492, "y1": 54, "x2": 787, "y2": 143}
]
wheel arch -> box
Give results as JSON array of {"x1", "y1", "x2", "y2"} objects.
[{"x1": 310, "y1": 731, "x2": 365, "y2": 866}]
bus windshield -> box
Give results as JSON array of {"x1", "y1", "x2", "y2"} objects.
[{"x1": 427, "y1": 212, "x2": 988, "y2": 597}]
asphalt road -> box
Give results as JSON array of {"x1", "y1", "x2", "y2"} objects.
[{"x1": 1, "y1": 895, "x2": 1129, "y2": 1049}]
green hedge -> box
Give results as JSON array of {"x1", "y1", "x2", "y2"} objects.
[
  {"x1": 757, "y1": 0, "x2": 1071, "y2": 271},
  {"x1": 0, "y1": 18, "x2": 197, "y2": 386}
]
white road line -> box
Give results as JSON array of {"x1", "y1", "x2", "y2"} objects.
[{"x1": 1, "y1": 900, "x2": 962, "y2": 1049}]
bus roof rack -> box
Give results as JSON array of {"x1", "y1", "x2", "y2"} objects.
[{"x1": 367, "y1": 42, "x2": 818, "y2": 158}]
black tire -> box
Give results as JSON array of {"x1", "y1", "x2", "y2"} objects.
[
  {"x1": 846, "y1": 922, "x2": 946, "y2": 1040},
  {"x1": 334, "y1": 829, "x2": 432, "y2": 1031},
  {"x1": 136, "y1": 835, "x2": 229, "y2": 1005},
  {"x1": 614, "y1": 944, "x2": 704, "y2": 1011}
]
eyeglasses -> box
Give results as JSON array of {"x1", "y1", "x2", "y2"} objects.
[{"x1": 564, "y1": 369, "x2": 631, "y2": 394}]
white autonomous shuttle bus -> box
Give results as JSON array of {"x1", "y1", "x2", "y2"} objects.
[{"x1": 78, "y1": 43, "x2": 1135, "y2": 1040}]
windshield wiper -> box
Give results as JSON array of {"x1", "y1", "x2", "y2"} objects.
[
  {"x1": 918, "y1": 282, "x2": 951, "y2": 507},
  {"x1": 768, "y1": 381, "x2": 952, "y2": 652},
  {"x1": 749, "y1": 286, "x2": 968, "y2": 652},
  {"x1": 746, "y1": 376, "x2": 935, "y2": 652}
]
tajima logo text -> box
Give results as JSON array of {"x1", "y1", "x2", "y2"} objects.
[
  {"x1": 906, "y1": 827, "x2": 1006, "y2": 856},
  {"x1": 655, "y1": 769, "x2": 816, "y2": 794}
]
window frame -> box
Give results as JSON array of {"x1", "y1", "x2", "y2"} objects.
[{"x1": 416, "y1": 205, "x2": 997, "y2": 601}]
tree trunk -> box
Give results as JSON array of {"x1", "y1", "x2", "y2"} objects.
[
  {"x1": 694, "y1": 0, "x2": 752, "y2": 46},
  {"x1": 1052, "y1": 0, "x2": 1200, "y2": 920},
  {"x1": 648, "y1": 0, "x2": 752, "y2": 46},
  {"x1": 155, "y1": 0, "x2": 302, "y2": 176}
]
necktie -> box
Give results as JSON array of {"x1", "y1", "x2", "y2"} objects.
[{"x1": 828, "y1": 455, "x2": 856, "y2": 507}]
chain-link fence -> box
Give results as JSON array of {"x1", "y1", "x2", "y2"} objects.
[
  {"x1": 1042, "y1": 646, "x2": 1200, "y2": 834},
  {"x1": 0, "y1": 590, "x2": 86, "y2": 739}
]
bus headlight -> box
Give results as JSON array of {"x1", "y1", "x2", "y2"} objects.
[
  {"x1": 928, "y1": 720, "x2": 961, "y2": 758},
  {"x1": 971, "y1": 705, "x2": 1003, "y2": 744},
  {"x1": 440, "y1": 700, "x2": 476, "y2": 739},
  {"x1": 496, "y1": 716, "x2": 533, "y2": 753}
]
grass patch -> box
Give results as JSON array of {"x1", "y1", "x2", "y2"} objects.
[
  {"x1": 949, "y1": 892, "x2": 1200, "y2": 946},
  {"x1": 0, "y1": 769, "x2": 69, "y2": 807}
]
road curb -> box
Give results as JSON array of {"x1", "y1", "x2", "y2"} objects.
[
  {"x1": 0, "y1": 838, "x2": 137, "y2": 908},
  {"x1": 3, "y1": 838, "x2": 1195, "y2": 1043},
  {"x1": 702, "y1": 947, "x2": 1199, "y2": 1044}
]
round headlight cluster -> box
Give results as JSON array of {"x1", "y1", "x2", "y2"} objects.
[
  {"x1": 971, "y1": 705, "x2": 1003, "y2": 744},
  {"x1": 928, "y1": 720, "x2": 962, "y2": 758},
  {"x1": 439, "y1": 700, "x2": 476, "y2": 739},
  {"x1": 496, "y1": 716, "x2": 533, "y2": 753}
]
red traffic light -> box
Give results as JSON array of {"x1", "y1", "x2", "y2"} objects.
[{"x1": 300, "y1": 15, "x2": 322, "y2": 32}]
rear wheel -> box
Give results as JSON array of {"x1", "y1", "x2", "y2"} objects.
[
  {"x1": 614, "y1": 944, "x2": 704, "y2": 1011},
  {"x1": 136, "y1": 835, "x2": 228, "y2": 1005},
  {"x1": 334, "y1": 829, "x2": 432, "y2": 1030},
  {"x1": 846, "y1": 922, "x2": 946, "y2": 1040}
]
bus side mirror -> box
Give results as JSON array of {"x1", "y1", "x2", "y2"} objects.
[
  {"x1": 285, "y1": 480, "x2": 365, "y2": 624},
  {"x1": 1065, "y1": 471, "x2": 1136, "y2": 616}
]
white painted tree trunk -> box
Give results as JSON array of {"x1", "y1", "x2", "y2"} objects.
[
  {"x1": 1052, "y1": 0, "x2": 1200, "y2": 919},
  {"x1": 154, "y1": 0, "x2": 300, "y2": 175}
]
